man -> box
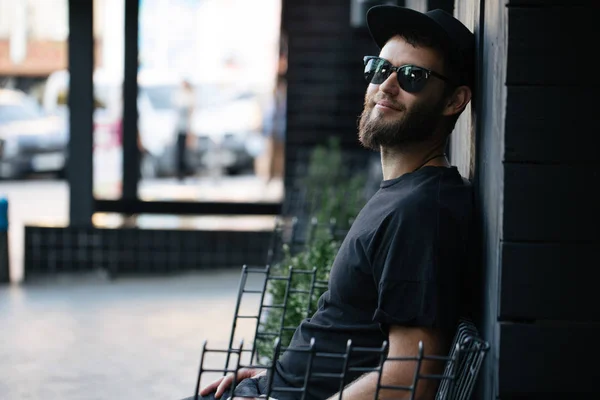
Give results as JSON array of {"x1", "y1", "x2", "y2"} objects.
[{"x1": 182, "y1": 4, "x2": 475, "y2": 400}]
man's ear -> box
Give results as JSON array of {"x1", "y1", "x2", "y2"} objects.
[{"x1": 442, "y1": 85, "x2": 472, "y2": 116}]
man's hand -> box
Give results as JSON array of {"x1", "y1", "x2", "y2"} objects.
[{"x1": 200, "y1": 368, "x2": 266, "y2": 399}]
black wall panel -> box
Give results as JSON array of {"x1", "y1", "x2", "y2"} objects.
[
  {"x1": 503, "y1": 163, "x2": 599, "y2": 242},
  {"x1": 500, "y1": 242, "x2": 599, "y2": 321},
  {"x1": 496, "y1": 1, "x2": 600, "y2": 397},
  {"x1": 506, "y1": 7, "x2": 598, "y2": 85},
  {"x1": 504, "y1": 87, "x2": 596, "y2": 163},
  {"x1": 282, "y1": 0, "x2": 376, "y2": 147},
  {"x1": 499, "y1": 323, "x2": 600, "y2": 396}
]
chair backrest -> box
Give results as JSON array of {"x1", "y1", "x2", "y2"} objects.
[{"x1": 435, "y1": 318, "x2": 490, "y2": 400}]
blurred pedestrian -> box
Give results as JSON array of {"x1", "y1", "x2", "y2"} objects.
[
  {"x1": 257, "y1": 74, "x2": 286, "y2": 184},
  {"x1": 254, "y1": 34, "x2": 287, "y2": 185},
  {"x1": 173, "y1": 79, "x2": 195, "y2": 181}
]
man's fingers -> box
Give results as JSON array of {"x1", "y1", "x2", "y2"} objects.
[
  {"x1": 199, "y1": 377, "x2": 224, "y2": 396},
  {"x1": 214, "y1": 374, "x2": 234, "y2": 398},
  {"x1": 202, "y1": 368, "x2": 260, "y2": 398}
]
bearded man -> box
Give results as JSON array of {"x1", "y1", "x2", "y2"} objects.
[{"x1": 182, "y1": 5, "x2": 476, "y2": 400}]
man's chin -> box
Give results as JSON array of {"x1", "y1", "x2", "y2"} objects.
[{"x1": 358, "y1": 133, "x2": 381, "y2": 151}]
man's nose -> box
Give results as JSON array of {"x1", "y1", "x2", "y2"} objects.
[{"x1": 378, "y1": 72, "x2": 400, "y2": 96}]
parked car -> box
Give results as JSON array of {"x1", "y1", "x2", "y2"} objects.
[{"x1": 0, "y1": 89, "x2": 68, "y2": 179}]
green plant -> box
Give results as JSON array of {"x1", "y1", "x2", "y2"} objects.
[{"x1": 254, "y1": 137, "x2": 368, "y2": 363}]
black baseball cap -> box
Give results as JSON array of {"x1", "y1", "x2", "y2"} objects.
[{"x1": 366, "y1": 5, "x2": 475, "y2": 87}]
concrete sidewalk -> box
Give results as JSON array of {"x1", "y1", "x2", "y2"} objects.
[{"x1": 0, "y1": 268, "x2": 263, "y2": 400}]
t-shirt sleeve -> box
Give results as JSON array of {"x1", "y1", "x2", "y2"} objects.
[{"x1": 371, "y1": 197, "x2": 460, "y2": 333}]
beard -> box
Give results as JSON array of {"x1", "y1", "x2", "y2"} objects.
[{"x1": 358, "y1": 94, "x2": 446, "y2": 151}]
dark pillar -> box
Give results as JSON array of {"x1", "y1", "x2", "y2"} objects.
[
  {"x1": 122, "y1": 0, "x2": 140, "y2": 201},
  {"x1": 68, "y1": 0, "x2": 94, "y2": 227}
]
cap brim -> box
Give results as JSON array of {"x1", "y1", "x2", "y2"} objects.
[{"x1": 366, "y1": 5, "x2": 451, "y2": 50}]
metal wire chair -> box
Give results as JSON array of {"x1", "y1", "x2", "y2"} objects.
[
  {"x1": 224, "y1": 214, "x2": 349, "y2": 370},
  {"x1": 223, "y1": 264, "x2": 321, "y2": 370},
  {"x1": 213, "y1": 215, "x2": 490, "y2": 400},
  {"x1": 434, "y1": 319, "x2": 490, "y2": 400},
  {"x1": 195, "y1": 319, "x2": 488, "y2": 400}
]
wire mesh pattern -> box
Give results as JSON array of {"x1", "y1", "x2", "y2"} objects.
[
  {"x1": 373, "y1": 319, "x2": 490, "y2": 400},
  {"x1": 216, "y1": 260, "x2": 489, "y2": 400},
  {"x1": 435, "y1": 319, "x2": 490, "y2": 400},
  {"x1": 196, "y1": 336, "x2": 389, "y2": 400},
  {"x1": 224, "y1": 263, "x2": 326, "y2": 370},
  {"x1": 195, "y1": 321, "x2": 488, "y2": 400},
  {"x1": 375, "y1": 341, "x2": 452, "y2": 400}
]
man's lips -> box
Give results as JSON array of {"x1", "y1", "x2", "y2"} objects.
[{"x1": 374, "y1": 100, "x2": 402, "y2": 111}]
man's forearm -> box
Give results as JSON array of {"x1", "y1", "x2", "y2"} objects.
[
  {"x1": 325, "y1": 371, "x2": 381, "y2": 400},
  {"x1": 324, "y1": 362, "x2": 437, "y2": 400}
]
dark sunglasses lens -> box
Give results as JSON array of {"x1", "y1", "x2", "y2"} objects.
[
  {"x1": 364, "y1": 58, "x2": 390, "y2": 84},
  {"x1": 397, "y1": 66, "x2": 428, "y2": 93}
]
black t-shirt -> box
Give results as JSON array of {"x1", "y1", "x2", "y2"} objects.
[{"x1": 271, "y1": 166, "x2": 474, "y2": 400}]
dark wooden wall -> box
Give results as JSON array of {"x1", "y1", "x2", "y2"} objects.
[
  {"x1": 282, "y1": 0, "x2": 376, "y2": 150},
  {"x1": 478, "y1": 0, "x2": 600, "y2": 398},
  {"x1": 280, "y1": 0, "x2": 381, "y2": 210}
]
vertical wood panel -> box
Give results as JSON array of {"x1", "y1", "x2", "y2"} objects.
[
  {"x1": 449, "y1": 0, "x2": 479, "y2": 180},
  {"x1": 476, "y1": 0, "x2": 507, "y2": 398}
]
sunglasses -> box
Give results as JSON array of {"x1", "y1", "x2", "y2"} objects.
[{"x1": 363, "y1": 56, "x2": 450, "y2": 93}]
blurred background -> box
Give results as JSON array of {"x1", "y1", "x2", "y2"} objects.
[
  {"x1": 1, "y1": 0, "x2": 284, "y2": 190},
  {"x1": 0, "y1": 0, "x2": 287, "y2": 283},
  {"x1": 0, "y1": 1, "x2": 286, "y2": 398}
]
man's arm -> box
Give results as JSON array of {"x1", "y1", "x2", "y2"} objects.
[{"x1": 326, "y1": 325, "x2": 447, "y2": 400}]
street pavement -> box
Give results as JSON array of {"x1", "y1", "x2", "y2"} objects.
[
  {"x1": 0, "y1": 175, "x2": 282, "y2": 399},
  {"x1": 0, "y1": 269, "x2": 263, "y2": 400}
]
